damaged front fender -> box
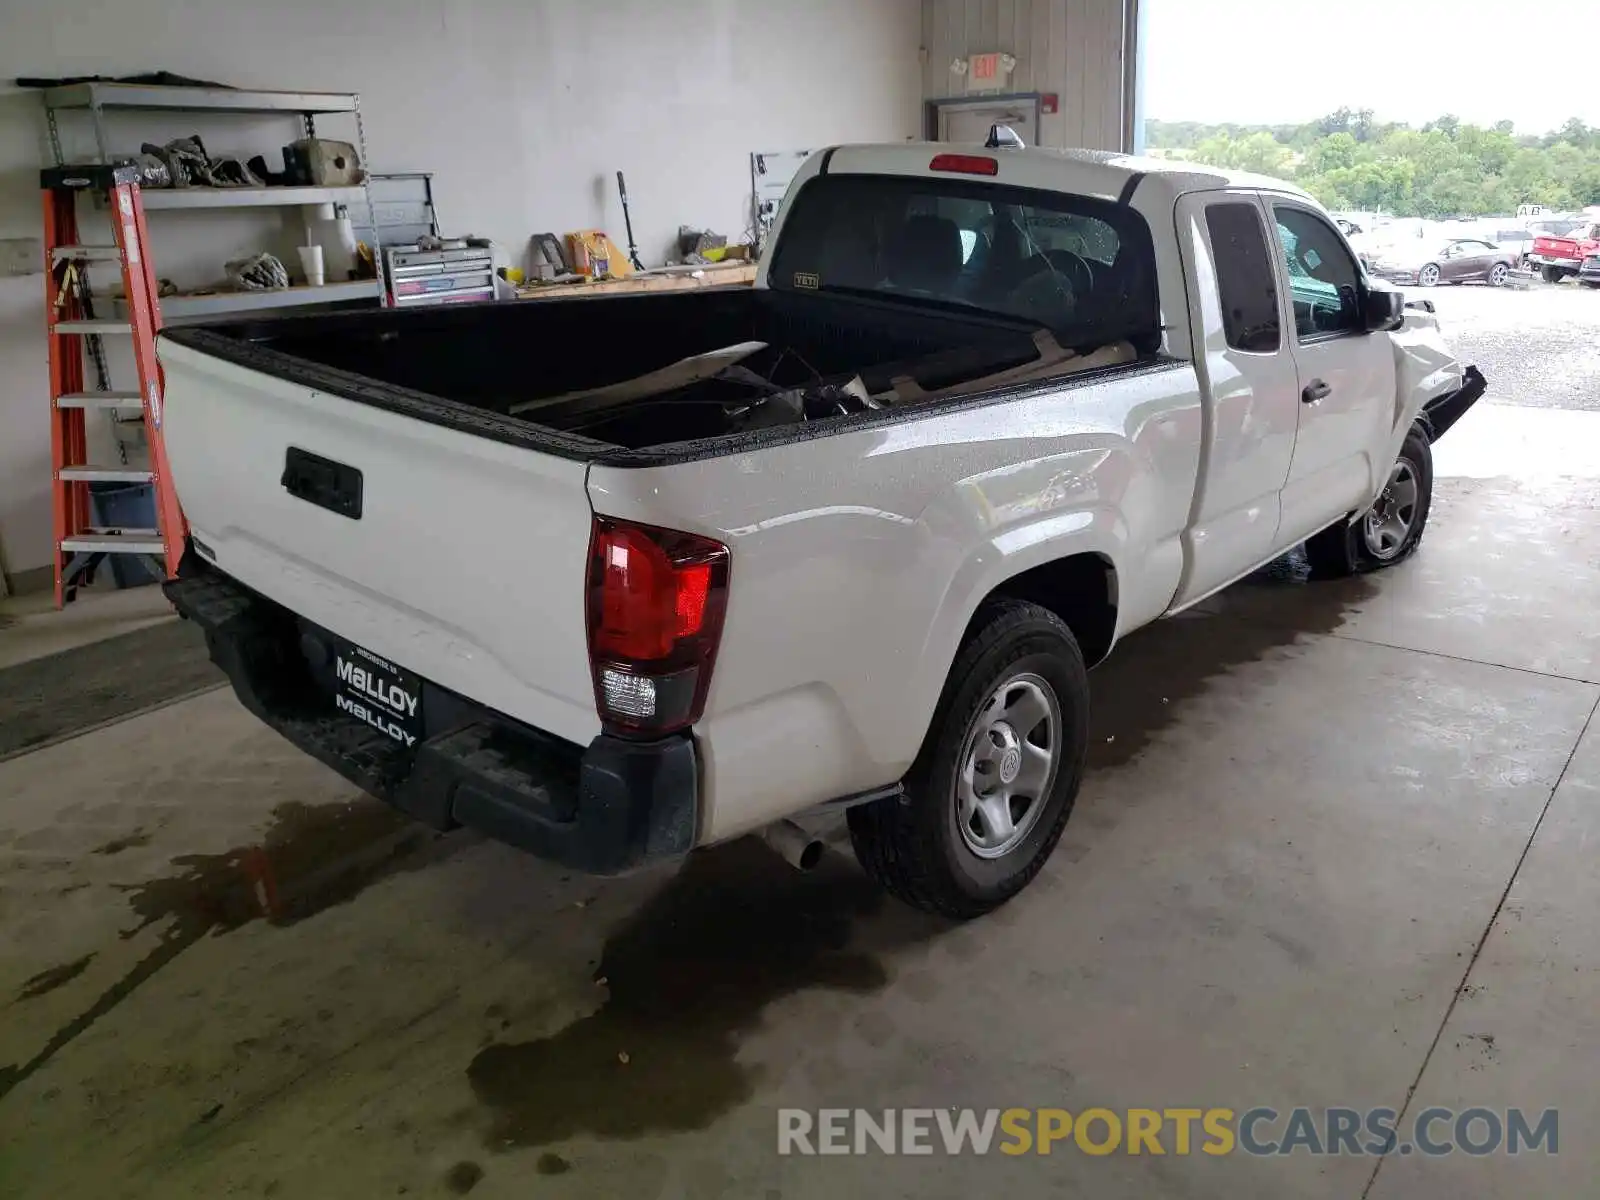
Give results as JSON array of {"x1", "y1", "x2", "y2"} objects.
[
  {"x1": 1386, "y1": 300, "x2": 1486, "y2": 446},
  {"x1": 1391, "y1": 302, "x2": 1465, "y2": 423},
  {"x1": 1417, "y1": 365, "x2": 1488, "y2": 443}
]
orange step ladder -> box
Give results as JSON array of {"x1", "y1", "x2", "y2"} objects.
[{"x1": 42, "y1": 164, "x2": 186, "y2": 608}]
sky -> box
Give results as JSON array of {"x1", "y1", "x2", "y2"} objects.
[{"x1": 1143, "y1": 0, "x2": 1600, "y2": 135}]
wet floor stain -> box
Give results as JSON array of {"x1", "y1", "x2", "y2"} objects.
[
  {"x1": 444, "y1": 1161, "x2": 485, "y2": 1193},
  {"x1": 92, "y1": 829, "x2": 152, "y2": 856},
  {"x1": 13, "y1": 954, "x2": 94, "y2": 1002},
  {"x1": 120, "y1": 799, "x2": 441, "y2": 936},
  {"x1": 1086, "y1": 554, "x2": 1378, "y2": 772},
  {"x1": 467, "y1": 838, "x2": 898, "y2": 1148},
  {"x1": 536, "y1": 1152, "x2": 573, "y2": 1175},
  {"x1": 0, "y1": 799, "x2": 455, "y2": 1102}
]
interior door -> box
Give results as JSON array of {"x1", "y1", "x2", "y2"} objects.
[
  {"x1": 1168, "y1": 193, "x2": 1302, "y2": 608},
  {"x1": 938, "y1": 101, "x2": 1040, "y2": 148},
  {"x1": 1266, "y1": 198, "x2": 1399, "y2": 549}
]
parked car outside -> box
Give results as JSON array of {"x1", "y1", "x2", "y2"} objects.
[
  {"x1": 1530, "y1": 222, "x2": 1600, "y2": 283},
  {"x1": 1527, "y1": 218, "x2": 1584, "y2": 239},
  {"x1": 1482, "y1": 226, "x2": 1535, "y2": 266},
  {"x1": 1367, "y1": 236, "x2": 1516, "y2": 287}
]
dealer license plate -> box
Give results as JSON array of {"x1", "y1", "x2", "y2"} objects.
[{"x1": 329, "y1": 640, "x2": 425, "y2": 748}]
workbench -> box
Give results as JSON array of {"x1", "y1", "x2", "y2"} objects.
[{"x1": 517, "y1": 261, "x2": 756, "y2": 301}]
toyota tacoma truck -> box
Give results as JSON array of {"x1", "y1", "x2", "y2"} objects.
[{"x1": 158, "y1": 140, "x2": 1486, "y2": 918}]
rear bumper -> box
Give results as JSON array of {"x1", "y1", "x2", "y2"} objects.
[
  {"x1": 1529, "y1": 255, "x2": 1579, "y2": 269},
  {"x1": 164, "y1": 555, "x2": 697, "y2": 874}
]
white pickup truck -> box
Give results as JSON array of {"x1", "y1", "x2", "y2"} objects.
[{"x1": 159, "y1": 140, "x2": 1485, "y2": 918}]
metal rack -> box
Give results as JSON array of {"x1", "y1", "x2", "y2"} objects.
[
  {"x1": 41, "y1": 82, "x2": 387, "y2": 462},
  {"x1": 41, "y1": 82, "x2": 386, "y2": 321}
]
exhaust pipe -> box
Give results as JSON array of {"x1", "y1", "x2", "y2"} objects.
[{"x1": 762, "y1": 819, "x2": 824, "y2": 871}]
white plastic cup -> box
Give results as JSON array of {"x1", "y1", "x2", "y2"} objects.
[
  {"x1": 297, "y1": 244, "x2": 325, "y2": 287},
  {"x1": 310, "y1": 216, "x2": 358, "y2": 279}
]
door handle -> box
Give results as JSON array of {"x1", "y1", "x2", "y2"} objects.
[{"x1": 1302, "y1": 379, "x2": 1331, "y2": 404}]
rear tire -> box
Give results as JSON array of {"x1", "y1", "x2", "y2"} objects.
[
  {"x1": 1305, "y1": 427, "x2": 1433, "y2": 578},
  {"x1": 1542, "y1": 265, "x2": 1566, "y2": 284},
  {"x1": 1488, "y1": 262, "x2": 1509, "y2": 287},
  {"x1": 848, "y1": 598, "x2": 1089, "y2": 919},
  {"x1": 1418, "y1": 263, "x2": 1441, "y2": 287}
]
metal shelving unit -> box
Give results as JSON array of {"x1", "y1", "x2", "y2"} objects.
[
  {"x1": 42, "y1": 83, "x2": 363, "y2": 157},
  {"x1": 42, "y1": 81, "x2": 384, "y2": 321},
  {"x1": 118, "y1": 278, "x2": 385, "y2": 324},
  {"x1": 141, "y1": 185, "x2": 370, "y2": 210},
  {"x1": 42, "y1": 81, "x2": 386, "y2": 463},
  {"x1": 41, "y1": 83, "x2": 358, "y2": 109}
]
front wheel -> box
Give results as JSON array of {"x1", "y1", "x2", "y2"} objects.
[
  {"x1": 1488, "y1": 262, "x2": 1509, "y2": 287},
  {"x1": 848, "y1": 598, "x2": 1088, "y2": 919},
  {"x1": 1417, "y1": 263, "x2": 1441, "y2": 287},
  {"x1": 1305, "y1": 427, "x2": 1433, "y2": 577}
]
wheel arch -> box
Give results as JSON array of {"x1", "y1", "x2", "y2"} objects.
[
  {"x1": 979, "y1": 551, "x2": 1120, "y2": 668},
  {"x1": 892, "y1": 534, "x2": 1126, "y2": 787}
]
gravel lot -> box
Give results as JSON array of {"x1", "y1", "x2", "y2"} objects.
[{"x1": 1422, "y1": 280, "x2": 1600, "y2": 411}]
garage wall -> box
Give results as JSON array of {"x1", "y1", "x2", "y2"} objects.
[
  {"x1": 920, "y1": 0, "x2": 1135, "y2": 152},
  {"x1": 0, "y1": 0, "x2": 921, "y2": 585}
]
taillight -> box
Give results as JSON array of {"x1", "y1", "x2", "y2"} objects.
[
  {"x1": 586, "y1": 516, "x2": 730, "y2": 736},
  {"x1": 929, "y1": 153, "x2": 998, "y2": 176}
]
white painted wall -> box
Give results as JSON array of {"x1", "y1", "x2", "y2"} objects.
[
  {"x1": 920, "y1": 0, "x2": 1134, "y2": 152},
  {"x1": 0, "y1": 0, "x2": 921, "y2": 584}
]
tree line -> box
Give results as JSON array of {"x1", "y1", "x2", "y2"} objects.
[{"x1": 1145, "y1": 109, "x2": 1600, "y2": 218}]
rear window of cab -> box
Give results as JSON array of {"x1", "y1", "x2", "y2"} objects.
[{"x1": 767, "y1": 173, "x2": 1161, "y2": 350}]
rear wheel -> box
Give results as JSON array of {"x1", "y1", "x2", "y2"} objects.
[
  {"x1": 848, "y1": 598, "x2": 1088, "y2": 919},
  {"x1": 1305, "y1": 427, "x2": 1433, "y2": 577},
  {"x1": 1488, "y1": 262, "x2": 1510, "y2": 287},
  {"x1": 1417, "y1": 263, "x2": 1441, "y2": 287},
  {"x1": 1542, "y1": 265, "x2": 1566, "y2": 284}
]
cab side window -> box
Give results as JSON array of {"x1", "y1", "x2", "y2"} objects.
[
  {"x1": 1272, "y1": 206, "x2": 1363, "y2": 339},
  {"x1": 1205, "y1": 202, "x2": 1280, "y2": 353}
]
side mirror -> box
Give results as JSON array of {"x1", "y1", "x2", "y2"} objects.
[{"x1": 1362, "y1": 283, "x2": 1405, "y2": 332}]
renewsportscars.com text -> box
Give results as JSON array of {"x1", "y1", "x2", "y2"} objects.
[{"x1": 777, "y1": 1106, "x2": 1558, "y2": 1157}]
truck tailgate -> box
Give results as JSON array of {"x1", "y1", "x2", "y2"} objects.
[
  {"x1": 158, "y1": 338, "x2": 601, "y2": 746},
  {"x1": 1534, "y1": 236, "x2": 1580, "y2": 258}
]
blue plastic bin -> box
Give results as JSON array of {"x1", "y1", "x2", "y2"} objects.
[{"x1": 87, "y1": 481, "x2": 162, "y2": 588}]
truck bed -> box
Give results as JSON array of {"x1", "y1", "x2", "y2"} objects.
[{"x1": 162, "y1": 286, "x2": 1156, "y2": 460}]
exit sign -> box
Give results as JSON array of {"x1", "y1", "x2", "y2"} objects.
[
  {"x1": 970, "y1": 52, "x2": 1002, "y2": 84},
  {"x1": 956, "y1": 49, "x2": 1015, "y2": 90}
]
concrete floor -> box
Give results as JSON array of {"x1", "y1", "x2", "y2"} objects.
[
  {"x1": 2, "y1": 293, "x2": 1597, "y2": 1197},
  {"x1": 0, "y1": 584, "x2": 175, "y2": 671}
]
